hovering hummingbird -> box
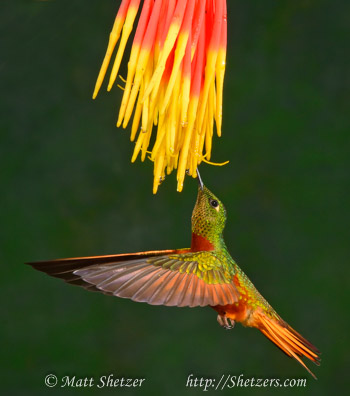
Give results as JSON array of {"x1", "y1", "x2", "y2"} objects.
[{"x1": 28, "y1": 171, "x2": 320, "y2": 378}]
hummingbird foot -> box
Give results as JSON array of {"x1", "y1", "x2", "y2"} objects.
[{"x1": 217, "y1": 314, "x2": 235, "y2": 330}]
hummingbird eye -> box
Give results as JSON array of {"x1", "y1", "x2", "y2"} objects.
[{"x1": 209, "y1": 199, "x2": 219, "y2": 208}]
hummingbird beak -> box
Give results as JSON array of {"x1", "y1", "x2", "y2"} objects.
[{"x1": 196, "y1": 168, "x2": 204, "y2": 191}]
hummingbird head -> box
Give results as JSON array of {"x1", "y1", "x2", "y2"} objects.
[{"x1": 191, "y1": 170, "x2": 227, "y2": 246}]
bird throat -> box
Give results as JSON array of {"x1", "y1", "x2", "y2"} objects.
[{"x1": 191, "y1": 233, "x2": 215, "y2": 251}]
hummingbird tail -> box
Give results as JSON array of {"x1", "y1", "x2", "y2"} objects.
[{"x1": 255, "y1": 312, "x2": 321, "y2": 379}]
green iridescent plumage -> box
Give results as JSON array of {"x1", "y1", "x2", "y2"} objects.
[{"x1": 191, "y1": 185, "x2": 227, "y2": 247}]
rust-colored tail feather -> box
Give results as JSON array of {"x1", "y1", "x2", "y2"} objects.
[{"x1": 256, "y1": 312, "x2": 320, "y2": 379}]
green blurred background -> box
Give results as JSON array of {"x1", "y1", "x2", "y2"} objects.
[{"x1": 1, "y1": 0, "x2": 349, "y2": 394}]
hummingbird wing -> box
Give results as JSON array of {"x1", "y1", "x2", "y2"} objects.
[{"x1": 28, "y1": 250, "x2": 239, "y2": 307}]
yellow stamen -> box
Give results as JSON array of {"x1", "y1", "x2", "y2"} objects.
[
  {"x1": 153, "y1": 147, "x2": 165, "y2": 194},
  {"x1": 202, "y1": 158, "x2": 229, "y2": 166},
  {"x1": 93, "y1": 14, "x2": 125, "y2": 99},
  {"x1": 177, "y1": 96, "x2": 199, "y2": 192},
  {"x1": 131, "y1": 130, "x2": 145, "y2": 163},
  {"x1": 216, "y1": 47, "x2": 226, "y2": 137},
  {"x1": 107, "y1": 7, "x2": 139, "y2": 91}
]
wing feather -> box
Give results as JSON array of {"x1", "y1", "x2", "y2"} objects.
[
  {"x1": 28, "y1": 249, "x2": 239, "y2": 307},
  {"x1": 147, "y1": 270, "x2": 180, "y2": 305}
]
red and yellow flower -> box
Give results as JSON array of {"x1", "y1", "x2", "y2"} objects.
[{"x1": 93, "y1": 0, "x2": 228, "y2": 193}]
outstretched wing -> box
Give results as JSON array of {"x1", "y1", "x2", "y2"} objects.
[{"x1": 28, "y1": 250, "x2": 239, "y2": 307}]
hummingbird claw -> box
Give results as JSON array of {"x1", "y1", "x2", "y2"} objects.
[{"x1": 217, "y1": 314, "x2": 235, "y2": 330}]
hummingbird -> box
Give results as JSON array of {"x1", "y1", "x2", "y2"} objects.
[{"x1": 28, "y1": 171, "x2": 320, "y2": 378}]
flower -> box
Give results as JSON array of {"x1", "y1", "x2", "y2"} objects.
[{"x1": 93, "y1": 0, "x2": 228, "y2": 193}]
